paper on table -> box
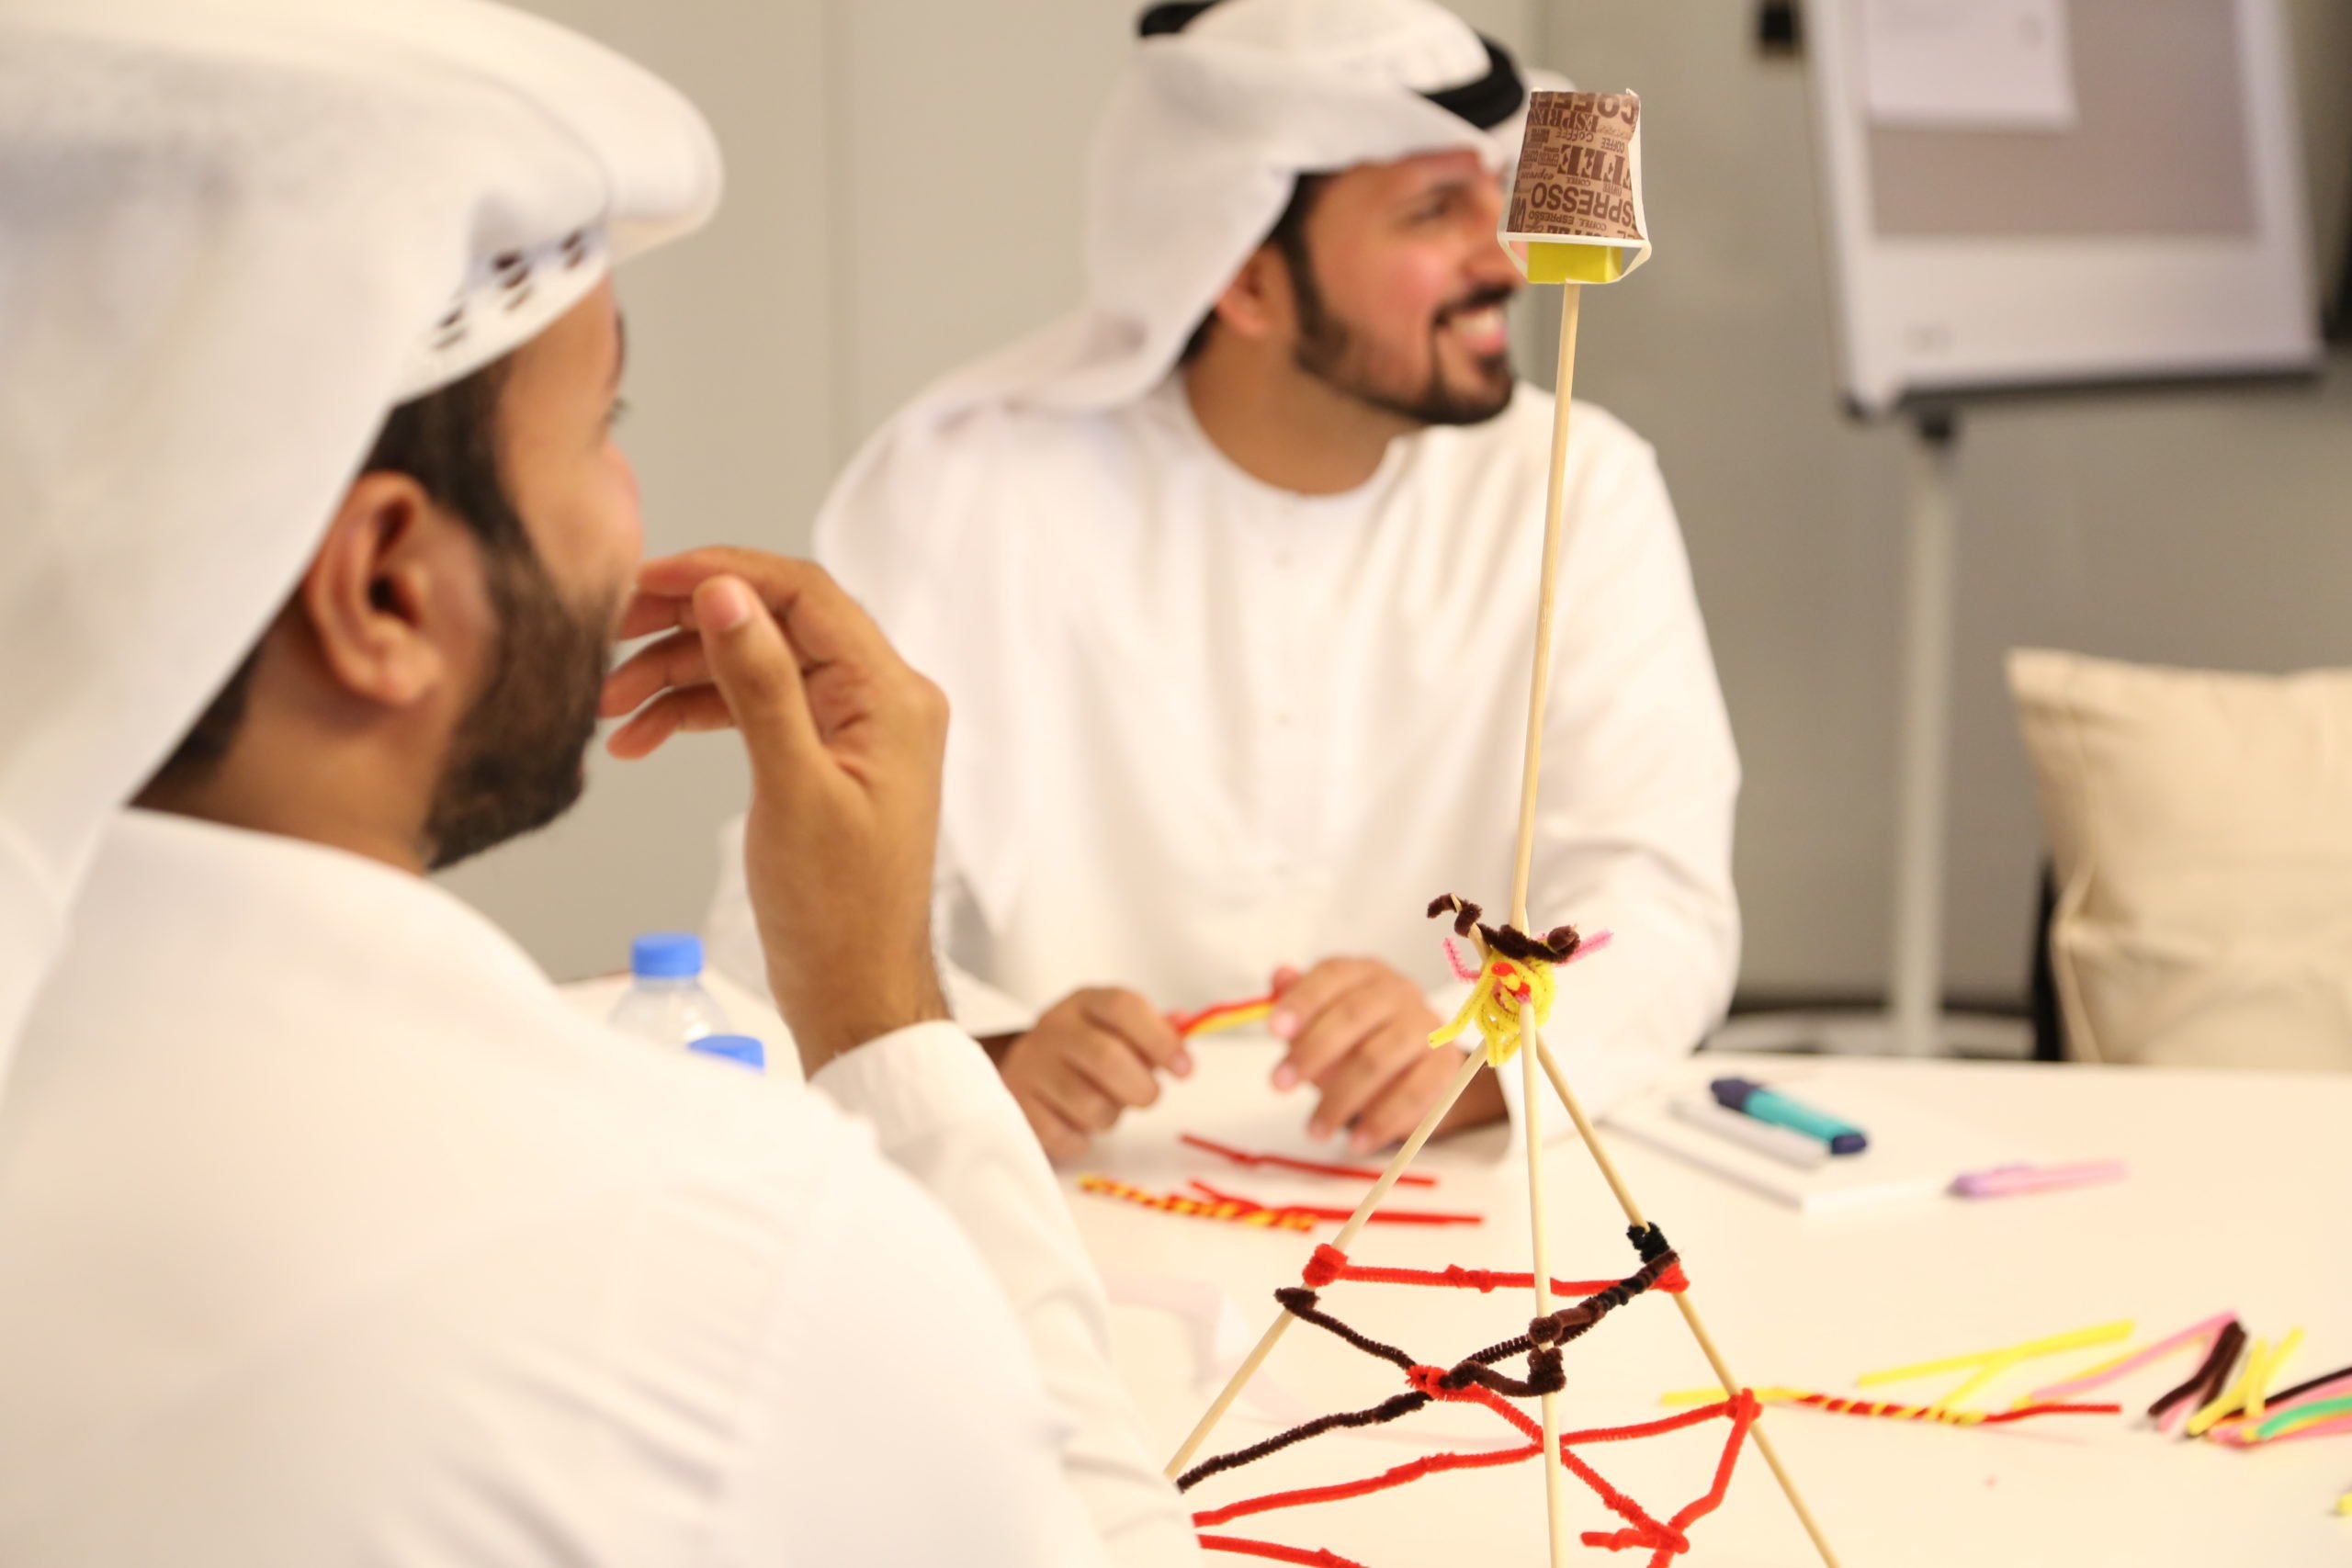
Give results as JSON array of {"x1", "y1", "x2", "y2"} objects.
[
  {"x1": 1102, "y1": 1271, "x2": 1320, "y2": 1428},
  {"x1": 1860, "y1": 0, "x2": 2077, "y2": 130},
  {"x1": 1609, "y1": 1068, "x2": 2030, "y2": 1214}
]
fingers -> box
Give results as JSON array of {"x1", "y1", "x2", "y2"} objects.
[
  {"x1": 609, "y1": 552, "x2": 946, "y2": 785},
  {"x1": 1007, "y1": 1085, "x2": 1090, "y2": 1165},
  {"x1": 1050, "y1": 988, "x2": 1167, "y2": 1111},
  {"x1": 1267, "y1": 958, "x2": 1361, "y2": 1047},
  {"x1": 1029, "y1": 1056, "x2": 1126, "y2": 1134},
  {"x1": 1345, "y1": 1043, "x2": 1471, "y2": 1155},
  {"x1": 635, "y1": 548, "x2": 898, "y2": 676},
  {"x1": 601, "y1": 627, "x2": 710, "y2": 721},
  {"x1": 604, "y1": 687, "x2": 732, "y2": 760},
  {"x1": 1263, "y1": 958, "x2": 1451, "y2": 1149},
  {"x1": 617, "y1": 586, "x2": 695, "y2": 641},
  {"x1": 1064, "y1": 1024, "x2": 1161, "y2": 1114},
  {"x1": 1081, "y1": 987, "x2": 1192, "y2": 1078},
  {"x1": 996, "y1": 988, "x2": 1177, "y2": 1161},
  {"x1": 1306, "y1": 1021, "x2": 1429, "y2": 1146},
  {"x1": 634, "y1": 546, "x2": 791, "y2": 599},
  {"x1": 1272, "y1": 961, "x2": 1397, "y2": 1092},
  {"x1": 690, "y1": 577, "x2": 820, "y2": 792}
]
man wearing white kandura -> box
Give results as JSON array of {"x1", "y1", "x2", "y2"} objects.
[
  {"x1": 705, "y1": 0, "x2": 1740, "y2": 1163},
  {"x1": 0, "y1": 3, "x2": 1195, "y2": 1563}
]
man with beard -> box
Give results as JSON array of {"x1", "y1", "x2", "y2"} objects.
[
  {"x1": 705, "y1": 0, "x2": 1741, "y2": 1161},
  {"x1": 0, "y1": 3, "x2": 1196, "y2": 1563}
]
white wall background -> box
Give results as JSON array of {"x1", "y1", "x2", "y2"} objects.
[{"x1": 452, "y1": 0, "x2": 2352, "y2": 1018}]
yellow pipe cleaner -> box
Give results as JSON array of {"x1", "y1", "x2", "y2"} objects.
[
  {"x1": 1854, "y1": 1319, "x2": 2133, "y2": 1412},
  {"x1": 1429, "y1": 949, "x2": 1556, "y2": 1068},
  {"x1": 2187, "y1": 1326, "x2": 2302, "y2": 1438}
]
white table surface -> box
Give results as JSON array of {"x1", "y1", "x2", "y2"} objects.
[{"x1": 1065, "y1": 1043, "x2": 2351, "y2": 1567}]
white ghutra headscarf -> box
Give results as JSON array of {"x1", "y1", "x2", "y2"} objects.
[
  {"x1": 0, "y1": 0, "x2": 722, "y2": 1094},
  {"x1": 913, "y1": 0, "x2": 1547, "y2": 421}
]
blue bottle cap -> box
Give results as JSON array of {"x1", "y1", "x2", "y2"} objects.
[
  {"x1": 629, "y1": 931, "x2": 704, "y2": 979},
  {"x1": 688, "y1": 1033, "x2": 765, "y2": 1072}
]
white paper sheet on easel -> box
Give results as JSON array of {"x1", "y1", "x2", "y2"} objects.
[{"x1": 1860, "y1": 0, "x2": 2078, "y2": 130}]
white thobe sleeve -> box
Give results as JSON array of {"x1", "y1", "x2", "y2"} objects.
[
  {"x1": 813, "y1": 1024, "x2": 1202, "y2": 1564},
  {"x1": 1498, "y1": 436, "x2": 1740, "y2": 1133},
  {"x1": 706, "y1": 1107, "x2": 1115, "y2": 1566}
]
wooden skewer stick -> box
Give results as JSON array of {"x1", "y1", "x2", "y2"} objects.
[
  {"x1": 1521, "y1": 1001, "x2": 1569, "y2": 1566},
  {"x1": 1510, "y1": 285, "x2": 1581, "y2": 917},
  {"x1": 1164, "y1": 1047, "x2": 1487, "y2": 1479},
  {"x1": 1508, "y1": 283, "x2": 1585, "y2": 1568},
  {"x1": 1521, "y1": 287, "x2": 1838, "y2": 1566},
  {"x1": 1505, "y1": 279, "x2": 1841, "y2": 1568},
  {"x1": 1533, "y1": 1036, "x2": 1844, "y2": 1568}
]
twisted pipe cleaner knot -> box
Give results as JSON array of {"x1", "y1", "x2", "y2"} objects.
[
  {"x1": 1302, "y1": 1244, "x2": 1349, "y2": 1288},
  {"x1": 1509, "y1": 1348, "x2": 1567, "y2": 1396},
  {"x1": 1406, "y1": 1364, "x2": 1453, "y2": 1399},
  {"x1": 1443, "y1": 1264, "x2": 1514, "y2": 1292}
]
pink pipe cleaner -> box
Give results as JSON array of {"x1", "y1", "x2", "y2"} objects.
[{"x1": 2028, "y1": 1312, "x2": 2235, "y2": 1405}]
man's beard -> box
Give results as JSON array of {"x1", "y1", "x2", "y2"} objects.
[
  {"x1": 424, "y1": 541, "x2": 616, "y2": 871},
  {"x1": 1291, "y1": 268, "x2": 1518, "y2": 428}
]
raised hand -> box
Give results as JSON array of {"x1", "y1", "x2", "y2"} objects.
[{"x1": 602, "y1": 547, "x2": 949, "y2": 1074}]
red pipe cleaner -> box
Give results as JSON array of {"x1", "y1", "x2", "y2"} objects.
[
  {"x1": 1192, "y1": 1444, "x2": 1537, "y2": 1528},
  {"x1": 1182, "y1": 1132, "x2": 1438, "y2": 1188},
  {"x1": 1196, "y1": 1537, "x2": 1368, "y2": 1567},
  {"x1": 1183, "y1": 1224, "x2": 1745, "y2": 1567},
  {"x1": 1300, "y1": 1244, "x2": 1687, "y2": 1296},
  {"x1": 1577, "y1": 1393, "x2": 1760, "y2": 1560}
]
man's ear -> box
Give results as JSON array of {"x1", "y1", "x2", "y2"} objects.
[
  {"x1": 297, "y1": 472, "x2": 486, "y2": 712},
  {"x1": 1207, "y1": 243, "x2": 1296, "y2": 344}
]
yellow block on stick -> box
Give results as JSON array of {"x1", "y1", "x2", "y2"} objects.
[{"x1": 1526, "y1": 242, "x2": 1628, "y2": 286}]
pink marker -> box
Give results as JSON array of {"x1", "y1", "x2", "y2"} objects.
[{"x1": 1951, "y1": 1160, "x2": 2128, "y2": 1199}]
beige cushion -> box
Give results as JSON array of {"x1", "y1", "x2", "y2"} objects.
[{"x1": 2008, "y1": 649, "x2": 2352, "y2": 1071}]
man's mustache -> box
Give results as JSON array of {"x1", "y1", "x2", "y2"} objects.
[{"x1": 1435, "y1": 284, "x2": 1518, "y2": 325}]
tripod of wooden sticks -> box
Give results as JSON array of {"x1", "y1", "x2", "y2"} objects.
[{"x1": 1163, "y1": 286, "x2": 1844, "y2": 1568}]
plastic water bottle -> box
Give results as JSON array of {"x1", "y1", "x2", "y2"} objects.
[
  {"x1": 608, "y1": 931, "x2": 732, "y2": 1049},
  {"x1": 687, "y1": 1034, "x2": 766, "y2": 1073}
]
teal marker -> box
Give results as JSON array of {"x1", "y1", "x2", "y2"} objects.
[{"x1": 1709, "y1": 1077, "x2": 1867, "y2": 1156}]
